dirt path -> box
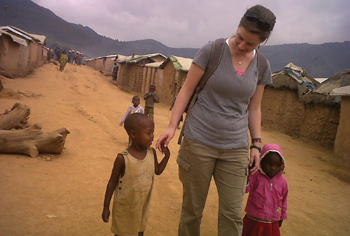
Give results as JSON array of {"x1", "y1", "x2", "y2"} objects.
[{"x1": 0, "y1": 63, "x2": 349, "y2": 236}]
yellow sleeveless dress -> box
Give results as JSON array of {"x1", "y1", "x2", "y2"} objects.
[{"x1": 111, "y1": 148, "x2": 155, "y2": 236}]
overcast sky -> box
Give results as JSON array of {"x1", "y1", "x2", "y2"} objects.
[{"x1": 31, "y1": 0, "x2": 350, "y2": 48}]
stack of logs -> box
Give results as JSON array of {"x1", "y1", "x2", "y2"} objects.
[{"x1": 0, "y1": 103, "x2": 70, "y2": 157}]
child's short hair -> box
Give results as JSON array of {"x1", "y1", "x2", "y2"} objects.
[
  {"x1": 124, "y1": 113, "x2": 152, "y2": 134},
  {"x1": 132, "y1": 95, "x2": 140, "y2": 100},
  {"x1": 150, "y1": 85, "x2": 156, "y2": 90}
]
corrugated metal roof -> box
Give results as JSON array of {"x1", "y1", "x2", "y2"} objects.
[
  {"x1": 0, "y1": 28, "x2": 27, "y2": 46},
  {"x1": 0, "y1": 26, "x2": 33, "y2": 41}
]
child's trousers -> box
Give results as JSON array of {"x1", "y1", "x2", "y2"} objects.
[{"x1": 177, "y1": 137, "x2": 249, "y2": 236}]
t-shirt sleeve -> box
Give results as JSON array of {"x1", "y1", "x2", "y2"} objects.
[
  {"x1": 257, "y1": 59, "x2": 273, "y2": 85},
  {"x1": 192, "y1": 41, "x2": 213, "y2": 70}
]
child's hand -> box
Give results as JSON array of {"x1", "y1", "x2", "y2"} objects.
[
  {"x1": 102, "y1": 208, "x2": 110, "y2": 223},
  {"x1": 160, "y1": 142, "x2": 170, "y2": 157}
]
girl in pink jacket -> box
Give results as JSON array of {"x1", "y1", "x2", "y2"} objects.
[{"x1": 243, "y1": 144, "x2": 288, "y2": 236}]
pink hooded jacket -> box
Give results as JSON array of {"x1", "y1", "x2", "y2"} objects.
[{"x1": 245, "y1": 144, "x2": 288, "y2": 221}]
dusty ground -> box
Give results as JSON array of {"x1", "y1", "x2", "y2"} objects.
[{"x1": 0, "y1": 62, "x2": 349, "y2": 236}]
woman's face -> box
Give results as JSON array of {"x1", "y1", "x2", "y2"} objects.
[{"x1": 233, "y1": 27, "x2": 262, "y2": 55}]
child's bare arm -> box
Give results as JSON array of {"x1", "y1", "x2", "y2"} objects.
[
  {"x1": 144, "y1": 93, "x2": 150, "y2": 100},
  {"x1": 102, "y1": 154, "x2": 125, "y2": 223},
  {"x1": 153, "y1": 145, "x2": 170, "y2": 175}
]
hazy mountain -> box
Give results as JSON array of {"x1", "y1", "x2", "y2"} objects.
[{"x1": 1, "y1": 0, "x2": 349, "y2": 78}]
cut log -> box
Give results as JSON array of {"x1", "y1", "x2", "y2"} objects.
[
  {"x1": 0, "y1": 124, "x2": 70, "y2": 157},
  {"x1": 0, "y1": 103, "x2": 30, "y2": 130}
]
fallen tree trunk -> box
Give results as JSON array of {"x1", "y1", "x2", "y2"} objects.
[
  {"x1": 0, "y1": 124, "x2": 70, "y2": 157},
  {"x1": 0, "y1": 103, "x2": 30, "y2": 130}
]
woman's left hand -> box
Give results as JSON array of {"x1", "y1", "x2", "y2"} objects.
[{"x1": 249, "y1": 148, "x2": 260, "y2": 174}]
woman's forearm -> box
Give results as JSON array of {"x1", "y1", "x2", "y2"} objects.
[
  {"x1": 248, "y1": 108, "x2": 261, "y2": 141},
  {"x1": 248, "y1": 85, "x2": 265, "y2": 143}
]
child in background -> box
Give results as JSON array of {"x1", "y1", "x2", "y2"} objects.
[
  {"x1": 243, "y1": 144, "x2": 288, "y2": 236},
  {"x1": 143, "y1": 85, "x2": 159, "y2": 120},
  {"x1": 112, "y1": 62, "x2": 119, "y2": 81},
  {"x1": 119, "y1": 96, "x2": 144, "y2": 126},
  {"x1": 102, "y1": 113, "x2": 170, "y2": 236}
]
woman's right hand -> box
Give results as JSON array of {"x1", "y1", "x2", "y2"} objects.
[{"x1": 156, "y1": 128, "x2": 176, "y2": 153}]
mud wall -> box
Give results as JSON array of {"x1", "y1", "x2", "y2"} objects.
[
  {"x1": 0, "y1": 37, "x2": 20, "y2": 74},
  {"x1": 334, "y1": 96, "x2": 350, "y2": 161},
  {"x1": 262, "y1": 87, "x2": 340, "y2": 148}
]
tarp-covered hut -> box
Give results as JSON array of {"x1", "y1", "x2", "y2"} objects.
[
  {"x1": 158, "y1": 55, "x2": 192, "y2": 105},
  {"x1": 117, "y1": 53, "x2": 166, "y2": 93},
  {"x1": 262, "y1": 63, "x2": 340, "y2": 147},
  {"x1": 0, "y1": 26, "x2": 46, "y2": 76}
]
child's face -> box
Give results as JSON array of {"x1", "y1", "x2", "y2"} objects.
[
  {"x1": 132, "y1": 97, "x2": 140, "y2": 107},
  {"x1": 260, "y1": 152, "x2": 283, "y2": 178},
  {"x1": 149, "y1": 87, "x2": 155, "y2": 93},
  {"x1": 134, "y1": 119, "x2": 154, "y2": 148}
]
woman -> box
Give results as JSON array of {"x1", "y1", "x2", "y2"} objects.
[{"x1": 156, "y1": 5, "x2": 276, "y2": 236}]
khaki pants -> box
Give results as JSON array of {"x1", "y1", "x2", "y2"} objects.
[{"x1": 177, "y1": 137, "x2": 249, "y2": 236}]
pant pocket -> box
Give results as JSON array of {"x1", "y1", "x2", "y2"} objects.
[{"x1": 177, "y1": 155, "x2": 191, "y2": 184}]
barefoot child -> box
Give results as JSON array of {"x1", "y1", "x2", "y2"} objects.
[
  {"x1": 243, "y1": 144, "x2": 288, "y2": 236},
  {"x1": 102, "y1": 113, "x2": 170, "y2": 236},
  {"x1": 119, "y1": 96, "x2": 144, "y2": 126}
]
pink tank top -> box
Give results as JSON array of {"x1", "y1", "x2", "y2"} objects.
[{"x1": 236, "y1": 70, "x2": 245, "y2": 76}]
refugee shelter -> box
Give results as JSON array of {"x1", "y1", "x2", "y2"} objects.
[
  {"x1": 0, "y1": 26, "x2": 46, "y2": 77},
  {"x1": 116, "y1": 53, "x2": 166, "y2": 93},
  {"x1": 157, "y1": 55, "x2": 193, "y2": 105},
  {"x1": 262, "y1": 63, "x2": 340, "y2": 147}
]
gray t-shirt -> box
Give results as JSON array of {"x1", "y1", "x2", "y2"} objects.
[{"x1": 184, "y1": 41, "x2": 273, "y2": 149}]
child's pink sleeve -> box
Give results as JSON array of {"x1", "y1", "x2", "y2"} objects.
[{"x1": 281, "y1": 181, "x2": 288, "y2": 219}]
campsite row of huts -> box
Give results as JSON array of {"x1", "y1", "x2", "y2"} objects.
[
  {"x1": 85, "y1": 53, "x2": 192, "y2": 106},
  {"x1": 0, "y1": 26, "x2": 48, "y2": 78},
  {"x1": 86, "y1": 55, "x2": 350, "y2": 161}
]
